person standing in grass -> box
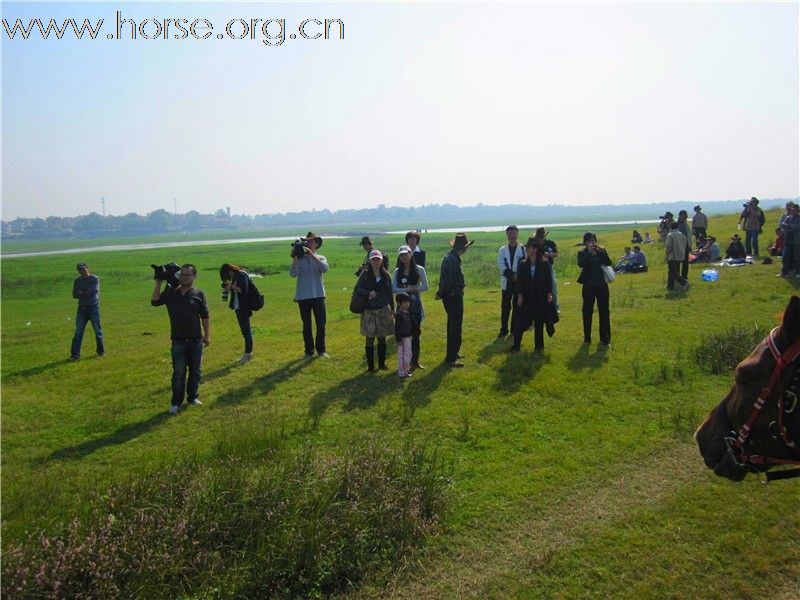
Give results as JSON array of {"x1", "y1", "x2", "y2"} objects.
[
  {"x1": 677, "y1": 210, "x2": 692, "y2": 280},
  {"x1": 739, "y1": 197, "x2": 765, "y2": 257},
  {"x1": 534, "y1": 227, "x2": 560, "y2": 313},
  {"x1": 665, "y1": 222, "x2": 690, "y2": 291},
  {"x1": 405, "y1": 230, "x2": 426, "y2": 268},
  {"x1": 691, "y1": 205, "x2": 708, "y2": 245},
  {"x1": 355, "y1": 250, "x2": 395, "y2": 372},
  {"x1": 779, "y1": 203, "x2": 800, "y2": 277},
  {"x1": 394, "y1": 292, "x2": 419, "y2": 378},
  {"x1": 496, "y1": 225, "x2": 525, "y2": 337},
  {"x1": 151, "y1": 264, "x2": 210, "y2": 414},
  {"x1": 219, "y1": 263, "x2": 255, "y2": 364},
  {"x1": 577, "y1": 232, "x2": 612, "y2": 346},
  {"x1": 69, "y1": 262, "x2": 105, "y2": 360},
  {"x1": 511, "y1": 238, "x2": 554, "y2": 354},
  {"x1": 290, "y1": 231, "x2": 329, "y2": 359},
  {"x1": 436, "y1": 233, "x2": 473, "y2": 367},
  {"x1": 393, "y1": 245, "x2": 429, "y2": 370}
]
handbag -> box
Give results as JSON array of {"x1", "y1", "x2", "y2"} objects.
[
  {"x1": 349, "y1": 291, "x2": 367, "y2": 314},
  {"x1": 601, "y1": 265, "x2": 616, "y2": 283}
]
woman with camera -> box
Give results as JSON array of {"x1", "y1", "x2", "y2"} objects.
[
  {"x1": 355, "y1": 249, "x2": 395, "y2": 371},
  {"x1": 392, "y1": 245, "x2": 429, "y2": 370},
  {"x1": 577, "y1": 232, "x2": 612, "y2": 346},
  {"x1": 220, "y1": 263, "x2": 255, "y2": 364},
  {"x1": 290, "y1": 232, "x2": 330, "y2": 358}
]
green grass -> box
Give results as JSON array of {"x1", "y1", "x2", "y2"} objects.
[{"x1": 2, "y1": 209, "x2": 798, "y2": 598}]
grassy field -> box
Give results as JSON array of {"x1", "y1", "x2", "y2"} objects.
[{"x1": 2, "y1": 209, "x2": 798, "y2": 598}]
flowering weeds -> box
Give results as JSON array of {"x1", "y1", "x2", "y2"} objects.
[{"x1": 2, "y1": 436, "x2": 447, "y2": 599}]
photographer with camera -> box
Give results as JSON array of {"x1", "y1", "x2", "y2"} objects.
[
  {"x1": 151, "y1": 263, "x2": 210, "y2": 415},
  {"x1": 496, "y1": 225, "x2": 525, "y2": 338},
  {"x1": 290, "y1": 232, "x2": 330, "y2": 358},
  {"x1": 220, "y1": 263, "x2": 255, "y2": 364},
  {"x1": 738, "y1": 196, "x2": 765, "y2": 257}
]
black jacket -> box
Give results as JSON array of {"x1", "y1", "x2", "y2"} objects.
[
  {"x1": 228, "y1": 271, "x2": 253, "y2": 315},
  {"x1": 394, "y1": 310, "x2": 420, "y2": 339},
  {"x1": 355, "y1": 270, "x2": 394, "y2": 310}
]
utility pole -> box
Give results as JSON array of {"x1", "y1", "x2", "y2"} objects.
[{"x1": 101, "y1": 197, "x2": 106, "y2": 216}]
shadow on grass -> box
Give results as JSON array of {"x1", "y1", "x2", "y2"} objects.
[
  {"x1": 305, "y1": 371, "x2": 390, "y2": 430},
  {"x1": 400, "y1": 362, "x2": 451, "y2": 423},
  {"x1": 5, "y1": 358, "x2": 71, "y2": 379},
  {"x1": 493, "y1": 349, "x2": 548, "y2": 393},
  {"x1": 214, "y1": 357, "x2": 308, "y2": 408},
  {"x1": 477, "y1": 335, "x2": 512, "y2": 364},
  {"x1": 46, "y1": 412, "x2": 171, "y2": 462},
  {"x1": 567, "y1": 344, "x2": 609, "y2": 372}
]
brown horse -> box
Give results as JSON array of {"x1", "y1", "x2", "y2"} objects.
[{"x1": 695, "y1": 296, "x2": 800, "y2": 482}]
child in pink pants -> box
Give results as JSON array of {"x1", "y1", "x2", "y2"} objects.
[{"x1": 394, "y1": 293, "x2": 418, "y2": 378}]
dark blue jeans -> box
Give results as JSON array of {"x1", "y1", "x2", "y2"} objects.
[
  {"x1": 235, "y1": 309, "x2": 253, "y2": 353},
  {"x1": 298, "y1": 297, "x2": 326, "y2": 355},
  {"x1": 442, "y1": 295, "x2": 464, "y2": 362},
  {"x1": 745, "y1": 230, "x2": 759, "y2": 256},
  {"x1": 171, "y1": 338, "x2": 203, "y2": 406},
  {"x1": 70, "y1": 304, "x2": 104, "y2": 358}
]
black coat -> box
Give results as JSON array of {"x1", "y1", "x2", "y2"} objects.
[
  {"x1": 228, "y1": 271, "x2": 253, "y2": 316},
  {"x1": 355, "y1": 270, "x2": 394, "y2": 310},
  {"x1": 514, "y1": 259, "x2": 557, "y2": 334}
]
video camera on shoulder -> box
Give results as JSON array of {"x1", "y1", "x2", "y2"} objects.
[
  {"x1": 151, "y1": 262, "x2": 181, "y2": 289},
  {"x1": 291, "y1": 237, "x2": 310, "y2": 259}
]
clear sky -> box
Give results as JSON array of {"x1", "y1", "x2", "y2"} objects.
[{"x1": 2, "y1": 2, "x2": 798, "y2": 219}]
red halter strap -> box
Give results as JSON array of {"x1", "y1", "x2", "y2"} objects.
[{"x1": 734, "y1": 327, "x2": 800, "y2": 467}]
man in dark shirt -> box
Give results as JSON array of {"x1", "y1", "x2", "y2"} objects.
[
  {"x1": 70, "y1": 262, "x2": 105, "y2": 360},
  {"x1": 151, "y1": 264, "x2": 211, "y2": 414},
  {"x1": 534, "y1": 227, "x2": 560, "y2": 313},
  {"x1": 436, "y1": 233, "x2": 472, "y2": 368}
]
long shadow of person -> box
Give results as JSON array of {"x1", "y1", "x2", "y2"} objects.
[
  {"x1": 398, "y1": 362, "x2": 451, "y2": 424},
  {"x1": 5, "y1": 358, "x2": 71, "y2": 380},
  {"x1": 566, "y1": 344, "x2": 609, "y2": 372},
  {"x1": 476, "y1": 336, "x2": 511, "y2": 365},
  {"x1": 306, "y1": 371, "x2": 391, "y2": 431},
  {"x1": 214, "y1": 357, "x2": 308, "y2": 408},
  {"x1": 493, "y1": 350, "x2": 548, "y2": 394},
  {"x1": 45, "y1": 412, "x2": 171, "y2": 462}
]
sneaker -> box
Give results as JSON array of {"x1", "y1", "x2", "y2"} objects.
[
  {"x1": 410, "y1": 362, "x2": 426, "y2": 371},
  {"x1": 188, "y1": 398, "x2": 202, "y2": 406},
  {"x1": 97, "y1": 353, "x2": 105, "y2": 357},
  {"x1": 777, "y1": 273, "x2": 787, "y2": 277},
  {"x1": 169, "y1": 405, "x2": 180, "y2": 414},
  {"x1": 448, "y1": 361, "x2": 465, "y2": 368},
  {"x1": 318, "y1": 352, "x2": 331, "y2": 359},
  {"x1": 456, "y1": 353, "x2": 466, "y2": 359},
  {"x1": 69, "y1": 355, "x2": 79, "y2": 361},
  {"x1": 238, "y1": 353, "x2": 253, "y2": 364},
  {"x1": 303, "y1": 353, "x2": 314, "y2": 360}
]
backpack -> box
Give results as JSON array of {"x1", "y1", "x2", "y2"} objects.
[{"x1": 247, "y1": 277, "x2": 265, "y2": 311}]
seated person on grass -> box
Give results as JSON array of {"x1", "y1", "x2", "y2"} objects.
[
  {"x1": 643, "y1": 232, "x2": 653, "y2": 244},
  {"x1": 725, "y1": 234, "x2": 746, "y2": 260},
  {"x1": 614, "y1": 247, "x2": 634, "y2": 272},
  {"x1": 768, "y1": 227, "x2": 784, "y2": 257},
  {"x1": 631, "y1": 230, "x2": 643, "y2": 244}
]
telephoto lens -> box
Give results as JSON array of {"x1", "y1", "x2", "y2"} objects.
[{"x1": 221, "y1": 283, "x2": 229, "y2": 302}]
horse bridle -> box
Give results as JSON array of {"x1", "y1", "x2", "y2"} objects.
[{"x1": 718, "y1": 326, "x2": 800, "y2": 483}]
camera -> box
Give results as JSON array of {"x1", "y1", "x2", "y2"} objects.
[
  {"x1": 150, "y1": 263, "x2": 181, "y2": 289},
  {"x1": 291, "y1": 237, "x2": 310, "y2": 258},
  {"x1": 221, "y1": 282, "x2": 229, "y2": 302}
]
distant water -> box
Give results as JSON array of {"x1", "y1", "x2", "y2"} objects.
[
  {"x1": 385, "y1": 219, "x2": 659, "y2": 235},
  {"x1": 2, "y1": 219, "x2": 658, "y2": 259}
]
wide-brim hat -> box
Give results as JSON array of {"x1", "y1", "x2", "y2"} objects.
[
  {"x1": 304, "y1": 231, "x2": 323, "y2": 247},
  {"x1": 405, "y1": 230, "x2": 421, "y2": 242},
  {"x1": 731, "y1": 234, "x2": 741, "y2": 240},
  {"x1": 449, "y1": 233, "x2": 474, "y2": 250},
  {"x1": 751, "y1": 197, "x2": 759, "y2": 204},
  {"x1": 359, "y1": 236, "x2": 373, "y2": 246},
  {"x1": 535, "y1": 227, "x2": 548, "y2": 238},
  {"x1": 694, "y1": 205, "x2": 702, "y2": 211}
]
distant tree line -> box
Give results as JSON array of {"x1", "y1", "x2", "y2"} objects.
[{"x1": 2, "y1": 198, "x2": 794, "y2": 241}]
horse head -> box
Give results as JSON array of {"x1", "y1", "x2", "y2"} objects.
[{"x1": 695, "y1": 295, "x2": 800, "y2": 481}]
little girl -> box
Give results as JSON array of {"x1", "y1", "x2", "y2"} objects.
[{"x1": 394, "y1": 293, "x2": 419, "y2": 377}]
